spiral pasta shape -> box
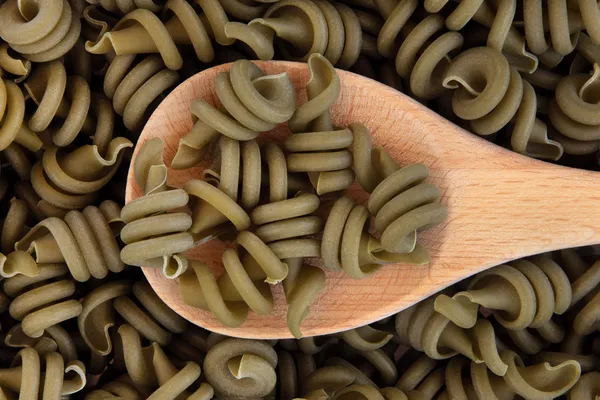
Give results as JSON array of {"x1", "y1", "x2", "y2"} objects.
[
  {"x1": 228, "y1": 143, "x2": 324, "y2": 336},
  {"x1": 13, "y1": 200, "x2": 124, "y2": 282},
  {"x1": 522, "y1": 0, "x2": 583, "y2": 57},
  {"x1": 285, "y1": 53, "x2": 355, "y2": 195},
  {"x1": 439, "y1": 351, "x2": 580, "y2": 399},
  {"x1": 86, "y1": 0, "x2": 239, "y2": 69},
  {"x1": 203, "y1": 338, "x2": 278, "y2": 398},
  {"x1": 0, "y1": 73, "x2": 43, "y2": 153},
  {"x1": 394, "y1": 295, "x2": 494, "y2": 371},
  {"x1": 4, "y1": 322, "x2": 79, "y2": 364},
  {"x1": 178, "y1": 229, "x2": 288, "y2": 328},
  {"x1": 322, "y1": 195, "x2": 431, "y2": 279},
  {"x1": 102, "y1": 54, "x2": 179, "y2": 132},
  {"x1": 374, "y1": 0, "x2": 464, "y2": 99},
  {"x1": 0, "y1": 0, "x2": 81, "y2": 62},
  {"x1": 121, "y1": 138, "x2": 194, "y2": 278},
  {"x1": 110, "y1": 324, "x2": 206, "y2": 398},
  {"x1": 3, "y1": 262, "x2": 81, "y2": 339},
  {"x1": 435, "y1": 255, "x2": 572, "y2": 340},
  {"x1": 322, "y1": 128, "x2": 444, "y2": 279},
  {"x1": 173, "y1": 59, "x2": 295, "y2": 170},
  {"x1": 79, "y1": 280, "x2": 188, "y2": 358},
  {"x1": 228, "y1": 0, "x2": 375, "y2": 68},
  {"x1": 443, "y1": 46, "x2": 564, "y2": 160},
  {"x1": 548, "y1": 63, "x2": 600, "y2": 156},
  {"x1": 0, "y1": 347, "x2": 86, "y2": 398},
  {"x1": 368, "y1": 163, "x2": 447, "y2": 254},
  {"x1": 23, "y1": 60, "x2": 117, "y2": 148},
  {"x1": 22, "y1": 62, "x2": 133, "y2": 212}
]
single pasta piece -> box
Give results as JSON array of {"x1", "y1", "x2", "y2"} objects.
[
  {"x1": 4, "y1": 262, "x2": 82, "y2": 339},
  {"x1": 86, "y1": 0, "x2": 242, "y2": 69},
  {"x1": 286, "y1": 53, "x2": 355, "y2": 195},
  {"x1": 172, "y1": 59, "x2": 295, "y2": 169},
  {"x1": 14, "y1": 200, "x2": 125, "y2": 282},
  {"x1": 78, "y1": 280, "x2": 187, "y2": 356},
  {"x1": 103, "y1": 54, "x2": 179, "y2": 132},
  {"x1": 548, "y1": 63, "x2": 600, "y2": 156},
  {"x1": 178, "y1": 231, "x2": 288, "y2": 328},
  {"x1": 438, "y1": 351, "x2": 580, "y2": 399},
  {"x1": 0, "y1": 347, "x2": 86, "y2": 398},
  {"x1": 120, "y1": 138, "x2": 194, "y2": 278},
  {"x1": 203, "y1": 338, "x2": 278, "y2": 398},
  {"x1": 443, "y1": 46, "x2": 563, "y2": 160},
  {"x1": 0, "y1": 0, "x2": 81, "y2": 62}
]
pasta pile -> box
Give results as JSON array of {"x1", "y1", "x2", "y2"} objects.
[
  {"x1": 0, "y1": 0, "x2": 595, "y2": 397},
  {"x1": 133, "y1": 54, "x2": 446, "y2": 337}
]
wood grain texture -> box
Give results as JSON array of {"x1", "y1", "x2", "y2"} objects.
[{"x1": 126, "y1": 61, "x2": 600, "y2": 339}]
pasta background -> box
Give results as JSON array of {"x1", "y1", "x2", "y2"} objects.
[{"x1": 0, "y1": 0, "x2": 595, "y2": 397}]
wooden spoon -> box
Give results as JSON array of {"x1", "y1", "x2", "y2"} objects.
[{"x1": 126, "y1": 61, "x2": 600, "y2": 339}]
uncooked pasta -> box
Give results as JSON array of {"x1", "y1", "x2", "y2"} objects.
[{"x1": 0, "y1": 0, "x2": 595, "y2": 397}]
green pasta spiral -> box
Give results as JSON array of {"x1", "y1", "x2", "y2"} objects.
[
  {"x1": 172, "y1": 59, "x2": 296, "y2": 169},
  {"x1": 394, "y1": 295, "x2": 487, "y2": 366},
  {"x1": 285, "y1": 53, "x2": 355, "y2": 195},
  {"x1": 251, "y1": 190, "x2": 325, "y2": 337},
  {"x1": 439, "y1": 352, "x2": 580, "y2": 399},
  {"x1": 121, "y1": 138, "x2": 194, "y2": 278},
  {"x1": 3, "y1": 262, "x2": 82, "y2": 339},
  {"x1": 443, "y1": 46, "x2": 564, "y2": 160},
  {"x1": 14, "y1": 200, "x2": 125, "y2": 282},
  {"x1": 86, "y1": 0, "x2": 240, "y2": 69},
  {"x1": 189, "y1": 59, "x2": 295, "y2": 148},
  {"x1": 231, "y1": 0, "x2": 377, "y2": 69},
  {"x1": 78, "y1": 280, "x2": 188, "y2": 357},
  {"x1": 0, "y1": 347, "x2": 86, "y2": 399},
  {"x1": 0, "y1": 0, "x2": 81, "y2": 62},
  {"x1": 548, "y1": 64, "x2": 600, "y2": 156},
  {"x1": 103, "y1": 54, "x2": 180, "y2": 132},
  {"x1": 22, "y1": 60, "x2": 133, "y2": 213},
  {"x1": 203, "y1": 338, "x2": 278, "y2": 398},
  {"x1": 178, "y1": 230, "x2": 288, "y2": 328},
  {"x1": 374, "y1": 0, "x2": 465, "y2": 99}
]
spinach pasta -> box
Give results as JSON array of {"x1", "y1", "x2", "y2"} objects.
[{"x1": 0, "y1": 0, "x2": 597, "y2": 397}]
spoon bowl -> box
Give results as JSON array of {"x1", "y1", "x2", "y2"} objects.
[{"x1": 126, "y1": 61, "x2": 600, "y2": 339}]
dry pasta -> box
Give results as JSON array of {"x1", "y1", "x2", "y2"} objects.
[
  {"x1": 0, "y1": 0, "x2": 81, "y2": 62},
  {"x1": 0, "y1": 347, "x2": 86, "y2": 398},
  {"x1": 203, "y1": 338, "x2": 278, "y2": 398},
  {"x1": 173, "y1": 59, "x2": 295, "y2": 169},
  {"x1": 15, "y1": 200, "x2": 125, "y2": 282},
  {"x1": 0, "y1": 0, "x2": 597, "y2": 398},
  {"x1": 443, "y1": 46, "x2": 564, "y2": 160},
  {"x1": 286, "y1": 53, "x2": 355, "y2": 194}
]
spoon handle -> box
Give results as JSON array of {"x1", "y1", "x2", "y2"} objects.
[{"x1": 425, "y1": 164, "x2": 600, "y2": 281}]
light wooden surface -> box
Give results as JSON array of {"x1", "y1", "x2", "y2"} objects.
[{"x1": 126, "y1": 61, "x2": 600, "y2": 339}]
